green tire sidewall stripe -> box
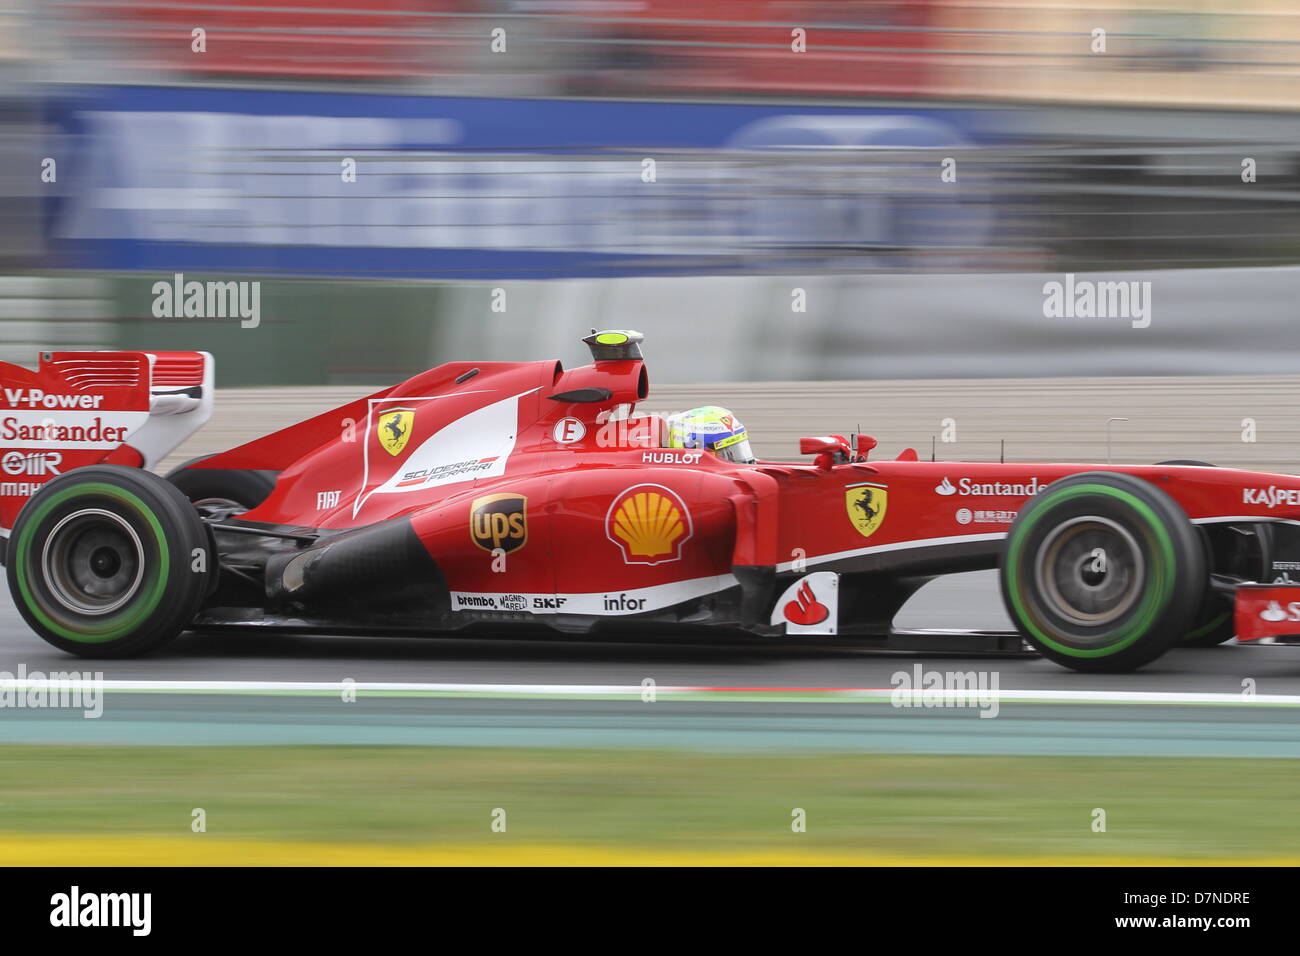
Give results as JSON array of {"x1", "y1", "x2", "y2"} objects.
[
  {"x1": 1185, "y1": 608, "x2": 1230, "y2": 641},
  {"x1": 1006, "y1": 483, "x2": 1177, "y2": 658},
  {"x1": 14, "y1": 482, "x2": 170, "y2": 644}
]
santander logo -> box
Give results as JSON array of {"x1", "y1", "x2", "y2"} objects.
[
  {"x1": 783, "y1": 581, "x2": 829, "y2": 626},
  {"x1": 771, "y1": 571, "x2": 839, "y2": 635},
  {"x1": 934, "y1": 476, "x2": 1045, "y2": 497},
  {"x1": 1260, "y1": 600, "x2": 1300, "y2": 622}
]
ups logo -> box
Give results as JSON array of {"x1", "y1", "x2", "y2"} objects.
[{"x1": 470, "y1": 493, "x2": 527, "y2": 553}]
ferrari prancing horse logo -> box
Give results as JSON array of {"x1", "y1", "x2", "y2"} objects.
[
  {"x1": 377, "y1": 408, "x2": 414, "y2": 456},
  {"x1": 845, "y1": 482, "x2": 887, "y2": 538}
]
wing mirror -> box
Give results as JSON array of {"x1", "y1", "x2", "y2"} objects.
[
  {"x1": 800, "y1": 435, "x2": 853, "y2": 470},
  {"x1": 799, "y1": 436, "x2": 846, "y2": 456}
]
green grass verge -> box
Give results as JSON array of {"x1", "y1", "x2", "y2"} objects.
[{"x1": 2, "y1": 745, "x2": 1295, "y2": 859}]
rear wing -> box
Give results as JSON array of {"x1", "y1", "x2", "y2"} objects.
[{"x1": 0, "y1": 350, "x2": 213, "y2": 534}]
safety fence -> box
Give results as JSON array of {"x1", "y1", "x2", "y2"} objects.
[{"x1": 157, "y1": 375, "x2": 1300, "y2": 476}]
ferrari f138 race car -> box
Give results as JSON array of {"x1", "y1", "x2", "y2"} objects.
[{"x1": 2, "y1": 331, "x2": 1300, "y2": 672}]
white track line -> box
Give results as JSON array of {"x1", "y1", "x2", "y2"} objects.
[{"x1": 0, "y1": 678, "x2": 1296, "y2": 705}]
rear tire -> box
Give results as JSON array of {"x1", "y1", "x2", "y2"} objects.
[
  {"x1": 6, "y1": 466, "x2": 213, "y2": 657},
  {"x1": 1000, "y1": 471, "x2": 1205, "y2": 672},
  {"x1": 165, "y1": 458, "x2": 275, "y2": 513}
]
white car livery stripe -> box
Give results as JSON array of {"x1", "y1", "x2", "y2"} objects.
[
  {"x1": 353, "y1": 388, "x2": 509, "y2": 516},
  {"x1": 773, "y1": 519, "x2": 1300, "y2": 576},
  {"x1": 1191, "y1": 515, "x2": 1300, "y2": 526},
  {"x1": 451, "y1": 572, "x2": 739, "y2": 616},
  {"x1": 774, "y1": 532, "x2": 1007, "y2": 573}
]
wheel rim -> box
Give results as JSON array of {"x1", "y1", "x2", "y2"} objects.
[
  {"x1": 40, "y1": 508, "x2": 146, "y2": 615},
  {"x1": 1035, "y1": 516, "x2": 1144, "y2": 627},
  {"x1": 193, "y1": 496, "x2": 246, "y2": 520}
]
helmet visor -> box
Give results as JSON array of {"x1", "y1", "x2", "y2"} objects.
[{"x1": 710, "y1": 436, "x2": 755, "y2": 464}]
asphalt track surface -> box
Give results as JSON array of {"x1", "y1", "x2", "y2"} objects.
[
  {"x1": 2, "y1": 571, "x2": 1300, "y2": 755},
  {"x1": 1, "y1": 570, "x2": 1298, "y2": 694}
]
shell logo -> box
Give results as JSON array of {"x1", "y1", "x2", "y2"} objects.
[{"x1": 605, "y1": 483, "x2": 693, "y2": 565}]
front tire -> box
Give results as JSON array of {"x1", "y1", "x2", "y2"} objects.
[
  {"x1": 6, "y1": 466, "x2": 213, "y2": 657},
  {"x1": 1000, "y1": 471, "x2": 1205, "y2": 672},
  {"x1": 1182, "y1": 603, "x2": 1234, "y2": 647},
  {"x1": 1154, "y1": 462, "x2": 1243, "y2": 646}
]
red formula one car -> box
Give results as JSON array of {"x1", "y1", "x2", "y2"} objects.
[{"x1": 3, "y1": 332, "x2": 1300, "y2": 671}]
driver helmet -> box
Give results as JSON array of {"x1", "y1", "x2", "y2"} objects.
[{"x1": 665, "y1": 406, "x2": 755, "y2": 464}]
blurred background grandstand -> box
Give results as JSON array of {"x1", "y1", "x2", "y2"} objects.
[
  {"x1": 2, "y1": 1, "x2": 1300, "y2": 386},
  {"x1": 25, "y1": 0, "x2": 1300, "y2": 107}
]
